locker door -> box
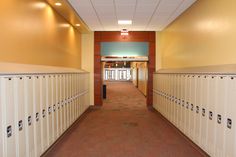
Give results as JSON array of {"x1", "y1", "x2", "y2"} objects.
[
  {"x1": 195, "y1": 75, "x2": 202, "y2": 145},
  {"x1": 33, "y1": 76, "x2": 42, "y2": 157},
  {"x1": 176, "y1": 74, "x2": 181, "y2": 129},
  {"x1": 65, "y1": 74, "x2": 69, "y2": 128},
  {"x1": 46, "y1": 75, "x2": 53, "y2": 145},
  {"x1": 68, "y1": 74, "x2": 72, "y2": 125},
  {"x1": 215, "y1": 76, "x2": 227, "y2": 157},
  {"x1": 52, "y1": 75, "x2": 57, "y2": 142},
  {"x1": 200, "y1": 75, "x2": 209, "y2": 152},
  {"x1": 179, "y1": 74, "x2": 185, "y2": 132},
  {"x1": 170, "y1": 75, "x2": 174, "y2": 123},
  {"x1": 225, "y1": 76, "x2": 236, "y2": 157},
  {"x1": 0, "y1": 77, "x2": 3, "y2": 157},
  {"x1": 1, "y1": 77, "x2": 17, "y2": 157},
  {"x1": 183, "y1": 75, "x2": 188, "y2": 135},
  {"x1": 189, "y1": 75, "x2": 196, "y2": 141},
  {"x1": 75, "y1": 74, "x2": 79, "y2": 119},
  {"x1": 206, "y1": 75, "x2": 217, "y2": 156},
  {"x1": 24, "y1": 76, "x2": 35, "y2": 157},
  {"x1": 79, "y1": 74, "x2": 82, "y2": 116},
  {"x1": 14, "y1": 77, "x2": 26, "y2": 157},
  {"x1": 57, "y1": 75, "x2": 62, "y2": 137},
  {"x1": 61, "y1": 75, "x2": 66, "y2": 131},
  {"x1": 40, "y1": 76, "x2": 48, "y2": 151},
  {"x1": 71, "y1": 74, "x2": 75, "y2": 122}
]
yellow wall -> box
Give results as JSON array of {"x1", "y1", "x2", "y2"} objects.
[
  {"x1": 0, "y1": 0, "x2": 81, "y2": 68},
  {"x1": 157, "y1": 0, "x2": 236, "y2": 69},
  {"x1": 81, "y1": 32, "x2": 94, "y2": 105}
]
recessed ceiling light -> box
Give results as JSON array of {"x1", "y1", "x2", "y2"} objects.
[
  {"x1": 118, "y1": 20, "x2": 132, "y2": 25},
  {"x1": 75, "y1": 24, "x2": 80, "y2": 27},
  {"x1": 55, "y1": 2, "x2": 62, "y2": 6}
]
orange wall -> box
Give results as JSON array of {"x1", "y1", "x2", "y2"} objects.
[
  {"x1": 0, "y1": 0, "x2": 81, "y2": 68},
  {"x1": 157, "y1": 0, "x2": 236, "y2": 69}
]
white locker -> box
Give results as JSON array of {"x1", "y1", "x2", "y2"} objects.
[
  {"x1": 65, "y1": 75, "x2": 69, "y2": 129},
  {"x1": 189, "y1": 75, "x2": 196, "y2": 141},
  {"x1": 183, "y1": 75, "x2": 189, "y2": 135},
  {"x1": 176, "y1": 74, "x2": 181, "y2": 129},
  {"x1": 225, "y1": 76, "x2": 236, "y2": 157},
  {"x1": 68, "y1": 74, "x2": 72, "y2": 126},
  {"x1": 75, "y1": 74, "x2": 79, "y2": 119},
  {"x1": 14, "y1": 77, "x2": 26, "y2": 157},
  {"x1": 33, "y1": 76, "x2": 42, "y2": 157},
  {"x1": 206, "y1": 76, "x2": 216, "y2": 156},
  {"x1": 194, "y1": 75, "x2": 202, "y2": 145},
  {"x1": 61, "y1": 75, "x2": 66, "y2": 132},
  {"x1": 2, "y1": 77, "x2": 17, "y2": 157},
  {"x1": 46, "y1": 75, "x2": 53, "y2": 145},
  {"x1": 215, "y1": 76, "x2": 227, "y2": 157},
  {"x1": 72, "y1": 74, "x2": 75, "y2": 122},
  {"x1": 200, "y1": 75, "x2": 209, "y2": 152},
  {"x1": 56, "y1": 75, "x2": 61, "y2": 137},
  {"x1": 52, "y1": 75, "x2": 57, "y2": 142},
  {"x1": 40, "y1": 76, "x2": 48, "y2": 151},
  {"x1": 179, "y1": 74, "x2": 185, "y2": 132},
  {"x1": 0, "y1": 78, "x2": 3, "y2": 157},
  {"x1": 24, "y1": 76, "x2": 35, "y2": 157}
]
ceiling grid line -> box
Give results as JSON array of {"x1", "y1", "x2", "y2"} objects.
[
  {"x1": 89, "y1": 0, "x2": 104, "y2": 30},
  {"x1": 145, "y1": 0, "x2": 162, "y2": 30},
  {"x1": 131, "y1": 0, "x2": 138, "y2": 31}
]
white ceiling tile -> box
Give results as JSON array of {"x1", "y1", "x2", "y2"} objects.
[{"x1": 69, "y1": 0, "x2": 196, "y2": 31}]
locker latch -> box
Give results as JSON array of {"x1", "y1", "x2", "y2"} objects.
[
  {"x1": 42, "y1": 109, "x2": 46, "y2": 118},
  {"x1": 227, "y1": 118, "x2": 232, "y2": 129},
  {"x1": 7, "y1": 125, "x2": 12, "y2": 138},
  {"x1": 186, "y1": 102, "x2": 189, "y2": 109},
  {"x1": 196, "y1": 106, "x2": 199, "y2": 114},
  {"x1": 217, "y1": 114, "x2": 221, "y2": 124},
  {"x1": 53, "y1": 105, "x2": 56, "y2": 112},
  {"x1": 191, "y1": 104, "x2": 194, "y2": 111},
  {"x1": 48, "y1": 107, "x2": 52, "y2": 114},
  {"x1": 209, "y1": 111, "x2": 213, "y2": 120},
  {"x1": 18, "y1": 120, "x2": 23, "y2": 131},
  {"x1": 28, "y1": 116, "x2": 32, "y2": 126},
  {"x1": 36, "y1": 112, "x2": 39, "y2": 122},
  {"x1": 202, "y1": 108, "x2": 205, "y2": 117}
]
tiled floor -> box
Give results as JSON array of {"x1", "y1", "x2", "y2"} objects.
[{"x1": 45, "y1": 82, "x2": 207, "y2": 157}]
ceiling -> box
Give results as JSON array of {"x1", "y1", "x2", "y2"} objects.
[{"x1": 68, "y1": 0, "x2": 196, "y2": 31}]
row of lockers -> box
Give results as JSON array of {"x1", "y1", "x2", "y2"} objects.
[
  {"x1": 153, "y1": 73, "x2": 236, "y2": 157},
  {"x1": 0, "y1": 73, "x2": 90, "y2": 157}
]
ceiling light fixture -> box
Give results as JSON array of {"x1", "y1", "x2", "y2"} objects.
[
  {"x1": 75, "y1": 24, "x2": 80, "y2": 27},
  {"x1": 118, "y1": 20, "x2": 132, "y2": 25},
  {"x1": 55, "y1": 2, "x2": 62, "y2": 6}
]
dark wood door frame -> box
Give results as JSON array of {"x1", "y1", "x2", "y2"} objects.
[{"x1": 94, "y1": 31, "x2": 155, "y2": 107}]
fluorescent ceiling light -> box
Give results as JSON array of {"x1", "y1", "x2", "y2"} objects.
[
  {"x1": 55, "y1": 2, "x2": 62, "y2": 6},
  {"x1": 118, "y1": 20, "x2": 132, "y2": 25}
]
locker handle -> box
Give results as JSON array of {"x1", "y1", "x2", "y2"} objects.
[
  {"x1": 18, "y1": 120, "x2": 23, "y2": 131},
  {"x1": 217, "y1": 114, "x2": 221, "y2": 124},
  {"x1": 48, "y1": 107, "x2": 52, "y2": 114},
  {"x1": 36, "y1": 112, "x2": 39, "y2": 122},
  {"x1": 209, "y1": 111, "x2": 213, "y2": 120},
  {"x1": 227, "y1": 118, "x2": 232, "y2": 129},
  {"x1": 202, "y1": 108, "x2": 205, "y2": 117},
  {"x1": 191, "y1": 104, "x2": 194, "y2": 111},
  {"x1": 53, "y1": 105, "x2": 56, "y2": 112},
  {"x1": 196, "y1": 106, "x2": 199, "y2": 114},
  {"x1": 42, "y1": 109, "x2": 46, "y2": 118},
  {"x1": 28, "y1": 116, "x2": 32, "y2": 126},
  {"x1": 7, "y1": 125, "x2": 12, "y2": 138}
]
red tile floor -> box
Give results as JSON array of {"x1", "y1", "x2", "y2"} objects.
[{"x1": 44, "y1": 82, "x2": 208, "y2": 157}]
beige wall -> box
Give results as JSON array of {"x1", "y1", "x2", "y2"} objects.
[
  {"x1": 0, "y1": 0, "x2": 82, "y2": 68},
  {"x1": 81, "y1": 32, "x2": 94, "y2": 105},
  {"x1": 157, "y1": 0, "x2": 236, "y2": 69}
]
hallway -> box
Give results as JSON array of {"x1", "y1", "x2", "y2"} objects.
[{"x1": 45, "y1": 82, "x2": 205, "y2": 157}]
